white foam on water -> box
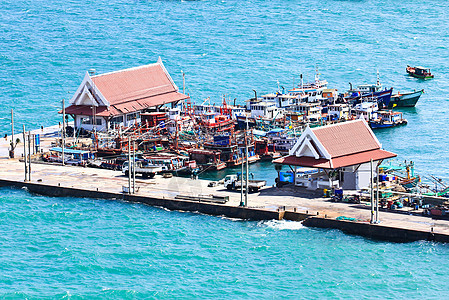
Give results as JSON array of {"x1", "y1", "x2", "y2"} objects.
[{"x1": 259, "y1": 219, "x2": 304, "y2": 230}]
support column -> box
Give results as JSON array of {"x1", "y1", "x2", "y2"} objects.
[
  {"x1": 240, "y1": 149, "x2": 244, "y2": 207},
  {"x1": 62, "y1": 98, "x2": 65, "y2": 165},
  {"x1": 27, "y1": 131, "x2": 31, "y2": 181},
  {"x1": 10, "y1": 109, "x2": 14, "y2": 158},
  {"x1": 370, "y1": 159, "x2": 374, "y2": 224},
  {"x1": 376, "y1": 163, "x2": 380, "y2": 223},
  {"x1": 245, "y1": 116, "x2": 249, "y2": 207},
  {"x1": 128, "y1": 137, "x2": 131, "y2": 194},
  {"x1": 23, "y1": 125, "x2": 27, "y2": 182},
  {"x1": 132, "y1": 140, "x2": 136, "y2": 194}
]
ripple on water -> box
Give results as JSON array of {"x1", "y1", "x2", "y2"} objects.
[{"x1": 2, "y1": 0, "x2": 449, "y2": 297}]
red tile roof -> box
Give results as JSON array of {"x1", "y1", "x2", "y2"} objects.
[
  {"x1": 65, "y1": 61, "x2": 188, "y2": 117},
  {"x1": 91, "y1": 63, "x2": 182, "y2": 106},
  {"x1": 273, "y1": 155, "x2": 332, "y2": 169},
  {"x1": 274, "y1": 120, "x2": 396, "y2": 169},
  {"x1": 273, "y1": 149, "x2": 396, "y2": 169},
  {"x1": 64, "y1": 105, "x2": 119, "y2": 117},
  {"x1": 312, "y1": 120, "x2": 380, "y2": 157}
]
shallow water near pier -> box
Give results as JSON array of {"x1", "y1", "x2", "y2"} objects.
[
  {"x1": 1, "y1": 0, "x2": 449, "y2": 297},
  {"x1": 2, "y1": 187, "x2": 449, "y2": 298}
]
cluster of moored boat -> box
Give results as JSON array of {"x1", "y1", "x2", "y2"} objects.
[{"x1": 46, "y1": 69, "x2": 425, "y2": 174}]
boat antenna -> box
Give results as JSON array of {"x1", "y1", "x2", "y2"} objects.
[
  {"x1": 376, "y1": 69, "x2": 380, "y2": 86},
  {"x1": 300, "y1": 74, "x2": 303, "y2": 89}
]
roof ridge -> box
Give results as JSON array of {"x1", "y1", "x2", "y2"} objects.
[
  {"x1": 311, "y1": 119, "x2": 362, "y2": 131},
  {"x1": 91, "y1": 61, "x2": 161, "y2": 78}
]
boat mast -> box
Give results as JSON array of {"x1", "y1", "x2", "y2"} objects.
[{"x1": 376, "y1": 69, "x2": 380, "y2": 86}]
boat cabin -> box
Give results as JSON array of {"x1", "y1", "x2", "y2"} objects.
[
  {"x1": 288, "y1": 73, "x2": 328, "y2": 103},
  {"x1": 262, "y1": 92, "x2": 298, "y2": 108},
  {"x1": 415, "y1": 67, "x2": 432, "y2": 76},
  {"x1": 290, "y1": 102, "x2": 322, "y2": 121},
  {"x1": 194, "y1": 104, "x2": 221, "y2": 116},
  {"x1": 322, "y1": 88, "x2": 339, "y2": 103},
  {"x1": 250, "y1": 101, "x2": 281, "y2": 119},
  {"x1": 46, "y1": 147, "x2": 94, "y2": 165},
  {"x1": 140, "y1": 112, "x2": 168, "y2": 128},
  {"x1": 352, "y1": 101, "x2": 378, "y2": 121},
  {"x1": 327, "y1": 104, "x2": 350, "y2": 121}
]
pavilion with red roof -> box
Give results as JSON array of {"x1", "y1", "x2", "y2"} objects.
[
  {"x1": 65, "y1": 57, "x2": 189, "y2": 131},
  {"x1": 273, "y1": 119, "x2": 396, "y2": 190}
]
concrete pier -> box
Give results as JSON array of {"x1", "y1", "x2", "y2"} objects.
[
  {"x1": 1, "y1": 157, "x2": 449, "y2": 243},
  {"x1": 1, "y1": 128, "x2": 449, "y2": 243}
]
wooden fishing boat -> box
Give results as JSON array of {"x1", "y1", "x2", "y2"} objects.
[
  {"x1": 188, "y1": 148, "x2": 227, "y2": 171},
  {"x1": 197, "y1": 112, "x2": 234, "y2": 133},
  {"x1": 406, "y1": 65, "x2": 434, "y2": 79}
]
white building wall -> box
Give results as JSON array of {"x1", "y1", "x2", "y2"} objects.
[
  {"x1": 354, "y1": 163, "x2": 377, "y2": 190},
  {"x1": 76, "y1": 115, "x2": 107, "y2": 132}
]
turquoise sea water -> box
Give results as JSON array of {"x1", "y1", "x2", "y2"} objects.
[{"x1": 1, "y1": 0, "x2": 449, "y2": 297}]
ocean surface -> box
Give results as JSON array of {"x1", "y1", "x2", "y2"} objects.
[{"x1": 1, "y1": 0, "x2": 449, "y2": 297}]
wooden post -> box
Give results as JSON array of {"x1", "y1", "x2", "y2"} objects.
[{"x1": 23, "y1": 125, "x2": 27, "y2": 181}]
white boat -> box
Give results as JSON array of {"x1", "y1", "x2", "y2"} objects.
[
  {"x1": 288, "y1": 70, "x2": 328, "y2": 103},
  {"x1": 351, "y1": 100, "x2": 379, "y2": 121}
]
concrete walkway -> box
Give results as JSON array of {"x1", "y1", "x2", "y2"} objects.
[
  {"x1": 0, "y1": 158, "x2": 448, "y2": 238},
  {"x1": 0, "y1": 125, "x2": 448, "y2": 241}
]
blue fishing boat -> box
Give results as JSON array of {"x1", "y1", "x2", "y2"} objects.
[
  {"x1": 345, "y1": 71, "x2": 393, "y2": 108},
  {"x1": 369, "y1": 111, "x2": 407, "y2": 129},
  {"x1": 347, "y1": 86, "x2": 393, "y2": 109}
]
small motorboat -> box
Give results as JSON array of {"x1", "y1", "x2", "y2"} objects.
[{"x1": 406, "y1": 65, "x2": 434, "y2": 79}]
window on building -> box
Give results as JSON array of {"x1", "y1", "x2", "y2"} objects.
[
  {"x1": 81, "y1": 117, "x2": 91, "y2": 125},
  {"x1": 80, "y1": 117, "x2": 102, "y2": 125},
  {"x1": 127, "y1": 113, "x2": 137, "y2": 121},
  {"x1": 111, "y1": 116, "x2": 124, "y2": 124}
]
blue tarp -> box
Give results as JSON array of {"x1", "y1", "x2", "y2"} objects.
[
  {"x1": 252, "y1": 129, "x2": 267, "y2": 137},
  {"x1": 279, "y1": 171, "x2": 294, "y2": 183},
  {"x1": 50, "y1": 147, "x2": 90, "y2": 154},
  {"x1": 50, "y1": 147, "x2": 93, "y2": 160},
  {"x1": 268, "y1": 128, "x2": 284, "y2": 134}
]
